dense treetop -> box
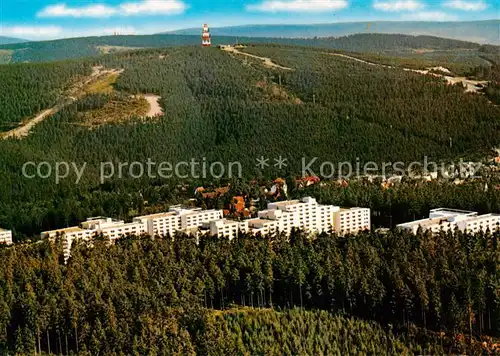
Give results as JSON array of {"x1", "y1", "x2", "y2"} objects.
[{"x1": 1, "y1": 227, "x2": 499, "y2": 354}]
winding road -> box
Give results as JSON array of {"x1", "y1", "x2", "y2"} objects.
[{"x1": 222, "y1": 46, "x2": 293, "y2": 71}]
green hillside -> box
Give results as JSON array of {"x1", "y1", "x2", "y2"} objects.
[
  {"x1": 0, "y1": 32, "x2": 491, "y2": 63},
  {"x1": 0, "y1": 36, "x2": 27, "y2": 45},
  {"x1": 0, "y1": 45, "x2": 499, "y2": 238}
]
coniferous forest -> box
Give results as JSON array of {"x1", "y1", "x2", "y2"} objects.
[
  {"x1": 1, "y1": 39, "x2": 500, "y2": 353},
  {"x1": 0, "y1": 45, "x2": 499, "y2": 238},
  {"x1": 3, "y1": 228, "x2": 500, "y2": 354}
]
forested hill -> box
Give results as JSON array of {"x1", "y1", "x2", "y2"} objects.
[
  {"x1": 0, "y1": 32, "x2": 489, "y2": 63},
  {"x1": 0, "y1": 36, "x2": 27, "y2": 45},
  {"x1": 166, "y1": 20, "x2": 500, "y2": 45},
  {"x1": 0, "y1": 45, "x2": 499, "y2": 239}
]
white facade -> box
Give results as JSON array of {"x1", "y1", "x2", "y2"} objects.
[
  {"x1": 247, "y1": 197, "x2": 368, "y2": 236},
  {"x1": 397, "y1": 208, "x2": 500, "y2": 234},
  {"x1": 247, "y1": 217, "x2": 281, "y2": 236},
  {"x1": 0, "y1": 228, "x2": 13, "y2": 245},
  {"x1": 39, "y1": 199, "x2": 371, "y2": 259},
  {"x1": 204, "y1": 219, "x2": 248, "y2": 240},
  {"x1": 41, "y1": 217, "x2": 146, "y2": 259},
  {"x1": 135, "y1": 206, "x2": 223, "y2": 237},
  {"x1": 333, "y1": 208, "x2": 371, "y2": 235},
  {"x1": 267, "y1": 197, "x2": 340, "y2": 235},
  {"x1": 134, "y1": 212, "x2": 180, "y2": 237}
]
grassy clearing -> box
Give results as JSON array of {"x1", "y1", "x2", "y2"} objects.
[
  {"x1": 85, "y1": 72, "x2": 120, "y2": 94},
  {"x1": 78, "y1": 94, "x2": 150, "y2": 127},
  {"x1": 255, "y1": 80, "x2": 302, "y2": 104}
]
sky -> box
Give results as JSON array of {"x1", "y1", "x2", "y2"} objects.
[{"x1": 0, "y1": 0, "x2": 498, "y2": 40}]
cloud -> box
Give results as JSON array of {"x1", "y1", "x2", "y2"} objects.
[
  {"x1": 442, "y1": 0, "x2": 488, "y2": 10},
  {"x1": 402, "y1": 10, "x2": 459, "y2": 20},
  {"x1": 120, "y1": 0, "x2": 186, "y2": 15},
  {"x1": 38, "y1": 0, "x2": 186, "y2": 18},
  {"x1": 0, "y1": 25, "x2": 63, "y2": 38},
  {"x1": 373, "y1": 0, "x2": 424, "y2": 11},
  {"x1": 38, "y1": 4, "x2": 116, "y2": 18},
  {"x1": 246, "y1": 0, "x2": 349, "y2": 12}
]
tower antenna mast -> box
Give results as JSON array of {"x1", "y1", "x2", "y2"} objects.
[{"x1": 202, "y1": 24, "x2": 211, "y2": 47}]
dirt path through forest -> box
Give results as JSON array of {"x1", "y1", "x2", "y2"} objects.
[
  {"x1": 1, "y1": 66, "x2": 123, "y2": 139},
  {"x1": 327, "y1": 53, "x2": 488, "y2": 93},
  {"x1": 222, "y1": 46, "x2": 293, "y2": 71},
  {"x1": 2, "y1": 109, "x2": 56, "y2": 139}
]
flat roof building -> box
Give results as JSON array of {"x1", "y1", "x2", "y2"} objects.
[
  {"x1": 0, "y1": 228, "x2": 13, "y2": 245},
  {"x1": 40, "y1": 198, "x2": 370, "y2": 259},
  {"x1": 397, "y1": 208, "x2": 500, "y2": 234},
  {"x1": 247, "y1": 197, "x2": 368, "y2": 236},
  {"x1": 135, "y1": 206, "x2": 223, "y2": 237},
  {"x1": 267, "y1": 196, "x2": 341, "y2": 235},
  {"x1": 334, "y1": 207, "x2": 371, "y2": 235},
  {"x1": 202, "y1": 219, "x2": 248, "y2": 240},
  {"x1": 41, "y1": 217, "x2": 136, "y2": 260}
]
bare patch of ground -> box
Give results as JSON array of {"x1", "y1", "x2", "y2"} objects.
[
  {"x1": 222, "y1": 46, "x2": 293, "y2": 71},
  {"x1": 141, "y1": 94, "x2": 164, "y2": 117},
  {"x1": 327, "y1": 53, "x2": 489, "y2": 94},
  {"x1": 85, "y1": 72, "x2": 121, "y2": 94},
  {"x1": 69, "y1": 66, "x2": 124, "y2": 97}
]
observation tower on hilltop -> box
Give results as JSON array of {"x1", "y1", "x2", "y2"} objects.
[{"x1": 202, "y1": 24, "x2": 211, "y2": 47}]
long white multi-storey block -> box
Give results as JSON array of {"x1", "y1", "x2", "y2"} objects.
[
  {"x1": 41, "y1": 217, "x2": 136, "y2": 259},
  {"x1": 134, "y1": 206, "x2": 223, "y2": 236},
  {"x1": 42, "y1": 207, "x2": 224, "y2": 259},
  {"x1": 397, "y1": 208, "x2": 500, "y2": 234},
  {"x1": 248, "y1": 197, "x2": 368, "y2": 236},
  {"x1": 41, "y1": 198, "x2": 370, "y2": 259},
  {"x1": 267, "y1": 196, "x2": 340, "y2": 234},
  {"x1": 334, "y1": 207, "x2": 371, "y2": 235},
  {"x1": 0, "y1": 228, "x2": 13, "y2": 245}
]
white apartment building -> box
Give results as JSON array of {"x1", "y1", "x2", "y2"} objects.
[
  {"x1": 255, "y1": 209, "x2": 298, "y2": 235},
  {"x1": 135, "y1": 206, "x2": 224, "y2": 237},
  {"x1": 333, "y1": 207, "x2": 371, "y2": 235},
  {"x1": 42, "y1": 207, "x2": 225, "y2": 259},
  {"x1": 41, "y1": 217, "x2": 141, "y2": 259},
  {"x1": 397, "y1": 208, "x2": 500, "y2": 234},
  {"x1": 174, "y1": 207, "x2": 223, "y2": 231},
  {"x1": 40, "y1": 199, "x2": 370, "y2": 258},
  {"x1": 246, "y1": 197, "x2": 369, "y2": 237},
  {"x1": 0, "y1": 228, "x2": 13, "y2": 245},
  {"x1": 247, "y1": 217, "x2": 282, "y2": 236},
  {"x1": 203, "y1": 219, "x2": 249, "y2": 240},
  {"x1": 134, "y1": 212, "x2": 180, "y2": 237},
  {"x1": 267, "y1": 197, "x2": 340, "y2": 234}
]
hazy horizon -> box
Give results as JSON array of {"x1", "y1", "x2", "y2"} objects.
[{"x1": 1, "y1": 0, "x2": 498, "y2": 40}]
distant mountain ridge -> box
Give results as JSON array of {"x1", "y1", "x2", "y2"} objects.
[
  {"x1": 0, "y1": 36, "x2": 28, "y2": 45},
  {"x1": 0, "y1": 33, "x2": 488, "y2": 63},
  {"x1": 164, "y1": 20, "x2": 500, "y2": 45}
]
